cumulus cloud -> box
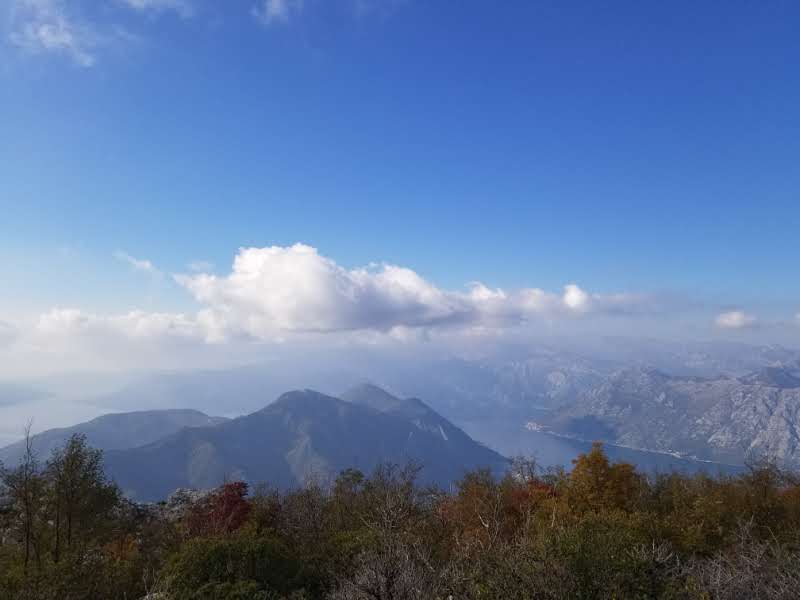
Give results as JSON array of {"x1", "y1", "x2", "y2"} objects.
[
  {"x1": 9, "y1": 0, "x2": 97, "y2": 67},
  {"x1": 715, "y1": 310, "x2": 758, "y2": 330},
  {"x1": 252, "y1": 0, "x2": 303, "y2": 25},
  {"x1": 118, "y1": 0, "x2": 194, "y2": 18},
  {"x1": 5, "y1": 244, "x2": 677, "y2": 362},
  {"x1": 173, "y1": 244, "x2": 658, "y2": 339},
  {"x1": 1, "y1": 245, "x2": 793, "y2": 380},
  {"x1": 178, "y1": 244, "x2": 463, "y2": 334}
]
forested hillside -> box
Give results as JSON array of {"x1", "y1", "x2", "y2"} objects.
[{"x1": 3, "y1": 434, "x2": 800, "y2": 599}]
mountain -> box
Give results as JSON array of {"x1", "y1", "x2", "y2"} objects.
[
  {"x1": 340, "y1": 383, "x2": 504, "y2": 459},
  {"x1": 365, "y1": 342, "x2": 800, "y2": 421},
  {"x1": 571, "y1": 339, "x2": 800, "y2": 378},
  {"x1": 5, "y1": 338, "x2": 793, "y2": 445},
  {"x1": 103, "y1": 388, "x2": 508, "y2": 502},
  {"x1": 548, "y1": 366, "x2": 800, "y2": 466},
  {"x1": 341, "y1": 382, "x2": 460, "y2": 425},
  {"x1": 0, "y1": 409, "x2": 227, "y2": 467},
  {"x1": 362, "y1": 354, "x2": 612, "y2": 423}
]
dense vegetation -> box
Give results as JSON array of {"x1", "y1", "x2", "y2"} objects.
[{"x1": 2, "y1": 432, "x2": 800, "y2": 599}]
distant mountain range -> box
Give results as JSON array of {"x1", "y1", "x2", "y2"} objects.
[
  {"x1": 103, "y1": 385, "x2": 507, "y2": 501},
  {"x1": 11, "y1": 339, "x2": 795, "y2": 421},
  {"x1": 4, "y1": 340, "x2": 800, "y2": 501},
  {"x1": 0, "y1": 409, "x2": 227, "y2": 467},
  {"x1": 360, "y1": 342, "x2": 800, "y2": 419},
  {"x1": 0, "y1": 385, "x2": 506, "y2": 502},
  {"x1": 545, "y1": 365, "x2": 800, "y2": 466}
]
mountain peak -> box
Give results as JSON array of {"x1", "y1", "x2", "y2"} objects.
[
  {"x1": 340, "y1": 383, "x2": 433, "y2": 418},
  {"x1": 267, "y1": 389, "x2": 348, "y2": 412},
  {"x1": 340, "y1": 383, "x2": 403, "y2": 410}
]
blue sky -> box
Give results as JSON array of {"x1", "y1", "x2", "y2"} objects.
[{"x1": 1, "y1": 0, "x2": 799, "y2": 371}]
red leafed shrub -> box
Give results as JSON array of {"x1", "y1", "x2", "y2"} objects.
[{"x1": 186, "y1": 481, "x2": 252, "y2": 537}]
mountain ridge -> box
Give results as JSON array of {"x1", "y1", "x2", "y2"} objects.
[
  {"x1": 549, "y1": 365, "x2": 800, "y2": 466},
  {"x1": 0, "y1": 408, "x2": 227, "y2": 467},
  {"x1": 103, "y1": 387, "x2": 509, "y2": 501}
]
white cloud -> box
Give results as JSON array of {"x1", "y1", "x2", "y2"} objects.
[
  {"x1": 1, "y1": 244, "x2": 679, "y2": 368},
  {"x1": 177, "y1": 244, "x2": 460, "y2": 335},
  {"x1": 174, "y1": 243, "x2": 657, "y2": 339},
  {"x1": 7, "y1": 0, "x2": 182, "y2": 67},
  {"x1": 118, "y1": 0, "x2": 194, "y2": 18},
  {"x1": 9, "y1": 0, "x2": 96, "y2": 67},
  {"x1": 563, "y1": 283, "x2": 590, "y2": 313},
  {"x1": 114, "y1": 250, "x2": 162, "y2": 277},
  {"x1": 1, "y1": 245, "x2": 795, "y2": 381},
  {"x1": 715, "y1": 310, "x2": 758, "y2": 330},
  {"x1": 252, "y1": 0, "x2": 303, "y2": 25},
  {"x1": 36, "y1": 308, "x2": 204, "y2": 340}
]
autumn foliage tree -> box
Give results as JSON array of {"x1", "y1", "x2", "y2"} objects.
[
  {"x1": 5, "y1": 437, "x2": 800, "y2": 599},
  {"x1": 567, "y1": 441, "x2": 643, "y2": 514},
  {"x1": 186, "y1": 481, "x2": 252, "y2": 537}
]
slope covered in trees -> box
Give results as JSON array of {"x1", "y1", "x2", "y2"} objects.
[{"x1": 3, "y1": 435, "x2": 800, "y2": 599}]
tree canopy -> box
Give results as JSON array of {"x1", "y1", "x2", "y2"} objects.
[{"x1": 3, "y1": 437, "x2": 800, "y2": 599}]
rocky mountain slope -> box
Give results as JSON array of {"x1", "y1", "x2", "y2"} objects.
[
  {"x1": 548, "y1": 365, "x2": 800, "y2": 466},
  {"x1": 341, "y1": 383, "x2": 498, "y2": 452},
  {"x1": 371, "y1": 343, "x2": 800, "y2": 420}
]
